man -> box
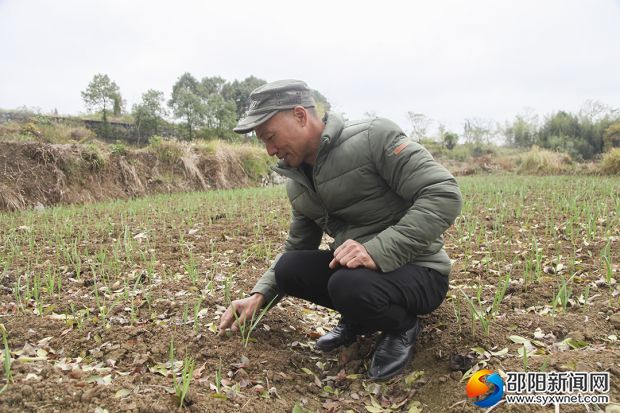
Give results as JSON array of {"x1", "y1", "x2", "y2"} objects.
[{"x1": 218, "y1": 79, "x2": 462, "y2": 380}]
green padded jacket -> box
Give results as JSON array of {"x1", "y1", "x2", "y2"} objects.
[{"x1": 251, "y1": 112, "x2": 463, "y2": 306}]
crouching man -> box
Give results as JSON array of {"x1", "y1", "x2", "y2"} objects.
[{"x1": 218, "y1": 79, "x2": 462, "y2": 380}]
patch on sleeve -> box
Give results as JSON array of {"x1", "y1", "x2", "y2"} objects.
[{"x1": 393, "y1": 142, "x2": 409, "y2": 155}]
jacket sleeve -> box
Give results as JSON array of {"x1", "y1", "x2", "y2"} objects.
[
  {"x1": 250, "y1": 207, "x2": 323, "y2": 307},
  {"x1": 362, "y1": 118, "x2": 463, "y2": 272}
]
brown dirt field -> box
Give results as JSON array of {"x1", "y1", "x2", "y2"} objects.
[{"x1": 0, "y1": 177, "x2": 618, "y2": 413}]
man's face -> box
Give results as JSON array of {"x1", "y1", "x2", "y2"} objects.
[{"x1": 254, "y1": 110, "x2": 310, "y2": 168}]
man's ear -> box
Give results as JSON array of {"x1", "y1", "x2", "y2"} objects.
[{"x1": 291, "y1": 106, "x2": 308, "y2": 127}]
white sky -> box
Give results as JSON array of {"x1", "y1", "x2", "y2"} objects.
[{"x1": 1, "y1": 0, "x2": 619, "y2": 135}]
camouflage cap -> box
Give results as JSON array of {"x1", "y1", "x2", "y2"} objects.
[{"x1": 233, "y1": 79, "x2": 316, "y2": 134}]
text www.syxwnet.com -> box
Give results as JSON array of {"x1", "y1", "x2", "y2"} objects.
[{"x1": 506, "y1": 394, "x2": 609, "y2": 406}]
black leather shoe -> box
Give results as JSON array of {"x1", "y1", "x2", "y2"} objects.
[
  {"x1": 315, "y1": 321, "x2": 357, "y2": 352},
  {"x1": 367, "y1": 319, "x2": 421, "y2": 380}
]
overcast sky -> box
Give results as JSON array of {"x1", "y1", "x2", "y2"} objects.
[{"x1": 1, "y1": 0, "x2": 619, "y2": 135}]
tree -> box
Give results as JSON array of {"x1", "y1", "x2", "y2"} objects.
[
  {"x1": 205, "y1": 94, "x2": 237, "y2": 140},
  {"x1": 222, "y1": 76, "x2": 267, "y2": 119},
  {"x1": 407, "y1": 112, "x2": 433, "y2": 141},
  {"x1": 504, "y1": 115, "x2": 537, "y2": 148},
  {"x1": 577, "y1": 101, "x2": 620, "y2": 157},
  {"x1": 81, "y1": 73, "x2": 121, "y2": 122},
  {"x1": 132, "y1": 89, "x2": 166, "y2": 143},
  {"x1": 170, "y1": 88, "x2": 206, "y2": 141},
  {"x1": 168, "y1": 73, "x2": 206, "y2": 140},
  {"x1": 538, "y1": 111, "x2": 582, "y2": 157},
  {"x1": 442, "y1": 131, "x2": 458, "y2": 150},
  {"x1": 171, "y1": 72, "x2": 201, "y2": 98},
  {"x1": 189, "y1": 76, "x2": 238, "y2": 140},
  {"x1": 463, "y1": 118, "x2": 496, "y2": 144},
  {"x1": 534, "y1": 106, "x2": 620, "y2": 160},
  {"x1": 603, "y1": 122, "x2": 620, "y2": 152},
  {"x1": 113, "y1": 95, "x2": 122, "y2": 116},
  {"x1": 579, "y1": 100, "x2": 618, "y2": 123},
  {"x1": 199, "y1": 76, "x2": 227, "y2": 98}
]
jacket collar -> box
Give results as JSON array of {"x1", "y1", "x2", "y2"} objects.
[{"x1": 320, "y1": 111, "x2": 345, "y2": 147}]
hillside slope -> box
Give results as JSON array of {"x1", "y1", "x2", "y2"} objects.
[{"x1": 0, "y1": 141, "x2": 275, "y2": 211}]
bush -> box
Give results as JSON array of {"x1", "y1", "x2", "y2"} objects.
[
  {"x1": 68, "y1": 126, "x2": 95, "y2": 142},
  {"x1": 517, "y1": 146, "x2": 573, "y2": 175},
  {"x1": 20, "y1": 122, "x2": 42, "y2": 138},
  {"x1": 200, "y1": 140, "x2": 274, "y2": 181},
  {"x1": 0, "y1": 122, "x2": 29, "y2": 142},
  {"x1": 22, "y1": 122, "x2": 81, "y2": 143},
  {"x1": 111, "y1": 142, "x2": 128, "y2": 156},
  {"x1": 600, "y1": 148, "x2": 620, "y2": 175},
  {"x1": 419, "y1": 139, "x2": 444, "y2": 158},
  {"x1": 81, "y1": 144, "x2": 106, "y2": 171},
  {"x1": 5, "y1": 120, "x2": 96, "y2": 144},
  {"x1": 471, "y1": 144, "x2": 490, "y2": 158},
  {"x1": 147, "y1": 136, "x2": 184, "y2": 163},
  {"x1": 194, "y1": 139, "x2": 219, "y2": 156},
  {"x1": 237, "y1": 146, "x2": 273, "y2": 181}
]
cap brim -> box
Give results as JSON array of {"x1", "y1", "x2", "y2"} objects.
[{"x1": 233, "y1": 110, "x2": 279, "y2": 134}]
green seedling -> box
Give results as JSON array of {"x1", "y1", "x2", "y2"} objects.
[
  {"x1": 32, "y1": 272, "x2": 43, "y2": 316},
  {"x1": 490, "y1": 272, "x2": 511, "y2": 317},
  {"x1": 459, "y1": 289, "x2": 489, "y2": 336},
  {"x1": 451, "y1": 295, "x2": 462, "y2": 334},
  {"x1": 1, "y1": 324, "x2": 13, "y2": 393},
  {"x1": 552, "y1": 273, "x2": 574, "y2": 312},
  {"x1": 214, "y1": 357, "x2": 223, "y2": 394},
  {"x1": 44, "y1": 266, "x2": 56, "y2": 296},
  {"x1": 145, "y1": 252, "x2": 157, "y2": 278},
  {"x1": 144, "y1": 291, "x2": 154, "y2": 319},
  {"x1": 232, "y1": 295, "x2": 278, "y2": 347},
  {"x1": 68, "y1": 239, "x2": 82, "y2": 279},
  {"x1": 169, "y1": 338, "x2": 196, "y2": 408},
  {"x1": 532, "y1": 237, "x2": 543, "y2": 282},
  {"x1": 183, "y1": 254, "x2": 199, "y2": 285},
  {"x1": 193, "y1": 298, "x2": 202, "y2": 333},
  {"x1": 223, "y1": 275, "x2": 233, "y2": 306},
  {"x1": 602, "y1": 239, "x2": 614, "y2": 285},
  {"x1": 69, "y1": 303, "x2": 87, "y2": 330},
  {"x1": 97, "y1": 295, "x2": 120, "y2": 326}
]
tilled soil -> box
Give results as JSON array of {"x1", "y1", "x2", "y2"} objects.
[{"x1": 0, "y1": 177, "x2": 619, "y2": 413}]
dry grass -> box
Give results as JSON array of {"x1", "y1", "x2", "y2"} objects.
[
  {"x1": 516, "y1": 146, "x2": 574, "y2": 175},
  {"x1": 146, "y1": 136, "x2": 185, "y2": 164},
  {"x1": 193, "y1": 139, "x2": 274, "y2": 182},
  {"x1": 0, "y1": 122, "x2": 31, "y2": 142},
  {"x1": 600, "y1": 148, "x2": 620, "y2": 175},
  {"x1": 0, "y1": 121, "x2": 96, "y2": 144},
  {"x1": 180, "y1": 151, "x2": 209, "y2": 190},
  {"x1": 0, "y1": 183, "x2": 25, "y2": 211}
]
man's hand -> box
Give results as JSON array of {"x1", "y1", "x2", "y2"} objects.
[
  {"x1": 329, "y1": 239, "x2": 378, "y2": 270},
  {"x1": 218, "y1": 293, "x2": 265, "y2": 336}
]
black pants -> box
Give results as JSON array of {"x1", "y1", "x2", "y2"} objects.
[{"x1": 274, "y1": 250, "x2": 449, "y2": 332}]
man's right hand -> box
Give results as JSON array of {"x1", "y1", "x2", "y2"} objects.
[{"x1": 218, "y1": 293, "x2": 265, "y2": 336}]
